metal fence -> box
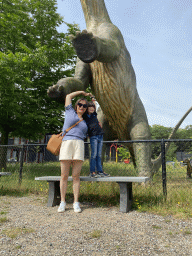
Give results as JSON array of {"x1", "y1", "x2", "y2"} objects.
[{"x1": 0, "y1": 139, "x2": 192, "y2": 199}]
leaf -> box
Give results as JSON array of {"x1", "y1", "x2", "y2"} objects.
[{"x1": 0, "y1": 0, "x2": 76, "y2": 143}]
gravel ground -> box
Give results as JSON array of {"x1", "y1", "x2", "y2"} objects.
[{"x1": 0, "y1": 195, "x2": 192, "y2": 256}]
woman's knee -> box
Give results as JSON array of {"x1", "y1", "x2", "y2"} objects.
[
  {"x1": 72, "y1": 173, "x2": 80, "y2": 181},
  {"x1": 61, "y1": 174, "x2": 69, "y2": 181}
]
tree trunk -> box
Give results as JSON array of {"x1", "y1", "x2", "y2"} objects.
[{"x1": 0, "y1": 130, "x2": 9, "y2": 170}]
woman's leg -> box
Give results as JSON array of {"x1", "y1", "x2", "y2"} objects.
[
  {"x1": 72, "y1": 160, "x2": 83, "y2": 202},
  {"x1": 60, "y1": 160, "x2": 71, "y2": 202}
]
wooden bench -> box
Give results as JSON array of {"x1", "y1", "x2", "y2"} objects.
[
  {"x1": 0, "y1": 172, "x2": 12, "y2": 177},
  {"x1": 35, "y1": 176, "x2": 149, "y2": 213}
]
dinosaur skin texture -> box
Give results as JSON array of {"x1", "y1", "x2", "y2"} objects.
[
  {"x1": 183, "y1": 159, "x2": 192, "y2": 178},
  {"x1": 47, "y1": 0, "x2": 155, "y2": 178}
]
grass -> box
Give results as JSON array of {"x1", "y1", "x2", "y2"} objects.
[
  {"x1": 89, "y1": 229, "x2": 102, "y2": 238},
  {"x1": 0, "y1": 211, "x2": 8, "y2": 215},
  {"x1": 0, "y1": 217, "x2": 8, "y2": 224},
  {"x1": 2, "y1": 227, "x2": 35, "y2": 238},
  {"x1": 0, "y1": 160, "x2": 192, "y2": 219},
  {"x1": 152, "y1": 225, "x2": 161, "y2": 229},
  {"x1": 183, "y1": 230, "x2": 191, "y2": 235}
]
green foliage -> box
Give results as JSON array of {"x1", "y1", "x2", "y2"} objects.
[
  {"x1": 150, "y1": 125, "x2": 192, "y2": 160},
  {"x1": 117, "y1": 146, "x2": 130, "y2": 161},
  {"x1": 150, "y1": 125, "x2": 173, "y2": 140},
  {"x1": 0, "y1": 0, "x2": 79, "y2": 144},
  {"x1": 150, "y1": 125, "x2": 192, "y2": 140}
]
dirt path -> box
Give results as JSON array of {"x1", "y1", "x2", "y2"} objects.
[{"x1": 0, "y1": 195, "x2": 192, "y2": 255}]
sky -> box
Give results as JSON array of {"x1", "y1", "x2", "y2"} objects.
[{"x1": 56, "y1": 0, "x2": 192, "y2": 128}]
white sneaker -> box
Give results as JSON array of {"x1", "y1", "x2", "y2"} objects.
[
  {"x1": 58, "y1": 202, "x2": 66, "y2": 213},
  {"x1": 73, "y1": 202, "x2": 81, "y2": 213}
]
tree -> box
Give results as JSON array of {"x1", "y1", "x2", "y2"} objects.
[
  {"x1": 0, "y1": 0, "x2": 79, "y2": 168},
  {"x1": 150, "y1": 123, "x2": 192, "y2": 161},
  {"x1": 150, "y1": 125, "x2": 172, "y2": 159}
]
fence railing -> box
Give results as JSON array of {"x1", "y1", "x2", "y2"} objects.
[{"x1": 0, "y1": 139, "x2": 192, "y2": 198}]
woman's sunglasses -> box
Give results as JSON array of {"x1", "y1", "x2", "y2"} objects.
[{"x1": 77, "y1": 102, "x2": 87, "y2": 108}]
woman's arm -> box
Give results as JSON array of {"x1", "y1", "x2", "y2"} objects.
[{"x1": 65, "y1": 91, "x2": 90, "y2": 106}]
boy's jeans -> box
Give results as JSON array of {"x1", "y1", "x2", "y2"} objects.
[{"x1": 90, "y1": 135, "x2": 103, "y2": 173}]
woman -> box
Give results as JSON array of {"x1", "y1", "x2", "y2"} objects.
[{"x1": 58, "y1": 91, "x2": 89, "y2": 213}]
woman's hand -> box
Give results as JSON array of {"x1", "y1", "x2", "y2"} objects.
[
  {"x1": 65, "y1": 91, "x2": 89, "y2": 106},
  {"x1": 87, "y1": 93, "x2": 94, "y2": 98},
  {"x1": 81, "y1": 92, "x2": 91, "y2": 97}
]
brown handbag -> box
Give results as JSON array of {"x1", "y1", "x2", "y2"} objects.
[{"x1": 46, "y1": 120, "x2": 83, "y2": 156}]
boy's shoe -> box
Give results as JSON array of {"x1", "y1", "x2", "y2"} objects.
[
  {"x1": 73, "y1": 202, "x2": 81, "y2": 213},
  {"x1": 98, "y1": 172, "x2": 110, "y2": 177},
  {"x1": 58, "y1": 202, "x2": 66, "y2": 213},
  {"x1": 89, "y1": 172, "x2": 98, "y2": 178},
  {"x1": 95, "y1": 172, "x2": 102, "y2": 177}
]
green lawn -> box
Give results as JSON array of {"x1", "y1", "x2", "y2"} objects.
[{"x1": 0, "y1": 160, "x2": 192, "y2": 219}]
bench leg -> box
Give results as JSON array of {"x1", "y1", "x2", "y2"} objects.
[
  {"x1": 47, "y1": 181, "x2": 61, "y2": 207},
  {"x1": 117, "y1": 182, "x2": 133, "y2": 213}
]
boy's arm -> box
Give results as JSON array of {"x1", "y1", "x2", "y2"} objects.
[
  {"x1": 90, "y1": 95, "x2": 103, "y2": 128},
  {"x1": 90, "y1": 94, "x2": 96, "y2": 108}
]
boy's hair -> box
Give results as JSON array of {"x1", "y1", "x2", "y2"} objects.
[{"x1": 87, "y1": 101, "x2": 96, "y2": 109}]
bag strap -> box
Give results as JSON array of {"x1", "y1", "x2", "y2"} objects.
[
  {"x1": 58, "y1": 119, "x2": 84, "y2": 138},
  {"x1": 65, "y1": 119, "x2": 83, "y2": 133}
]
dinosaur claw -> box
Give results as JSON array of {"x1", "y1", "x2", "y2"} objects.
[
  {"x1": 69, "y1": 35, "x2": 75, "y2": 41},
  {"x1": 82, "y1": 29, "x2": 88, "y2": 34},
  {"x1": 76, "y1": 31, "x2": 81, "y2": 36},
  {"x1": 58, "y1": 85, "x2": 64, "y2": 92}
]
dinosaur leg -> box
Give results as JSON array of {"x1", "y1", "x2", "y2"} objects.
[
  {"x1": 128, "y1": 97, "x2": 152, "y2": 178},
  {"x1": 187, "y1": 163, "x2": 192, "y2": 178},
  {"x1": 71, "y1": 25, "x2": 122, "y2": 63},
  {"x1": 47, "y1": 58, "x2": 91, "y2": 102}
]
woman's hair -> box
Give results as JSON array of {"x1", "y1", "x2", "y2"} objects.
[
  {"x1": 75, "y1": 98, "x2": 88, "y2": 111},
  {"x1": 75, "y1": 98, "x2": 88, "y2": 119}
]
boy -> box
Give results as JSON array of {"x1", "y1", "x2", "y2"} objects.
[{"x1": 85, "y1": 95, "x2": 110, "y2": 177}]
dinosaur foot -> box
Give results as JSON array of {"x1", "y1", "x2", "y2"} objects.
[
  {"x1": 47, "y1": 77, "x2": 84, "y2": 103},
  {"x1": 70, "y1": 30, "x2": 98, "y2": 63},
  {"x1": 47, "y1": 82, "x2": 66, "y2": 103}
]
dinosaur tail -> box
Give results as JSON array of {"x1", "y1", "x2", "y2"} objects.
[{"x1": 151, "y1": 106, "x2": 192, "y2": 175}]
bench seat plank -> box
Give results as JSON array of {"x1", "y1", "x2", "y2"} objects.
[
  {"x1": 0, "y1": 172, "x2": 12, "y2": 177},
  {"x1": 35, "y1": 176, "x2": 149, "y2": 212},
  {"x1": 35, "y1": 176, "x2": 149, "y2": 183}
]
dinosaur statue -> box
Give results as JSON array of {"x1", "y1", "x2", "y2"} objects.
[
  {"x1": 48, "y1": 0, "x2": 192, "y2": 178},
  {"x1": 183, "y1": 159, "x2": 192, "y2": 178}
]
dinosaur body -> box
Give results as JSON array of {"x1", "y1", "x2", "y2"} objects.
[
  {"x1": 90, "y1": 48, "x2": 136, "y2": 139},
  {"x1": 48, "y1": 0, "x2": 192, "y2": 178}
]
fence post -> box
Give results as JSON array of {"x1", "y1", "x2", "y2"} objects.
[
  {"x1": 161, "y1": 139, "x2": 167, "y2": 198},
  {"x1": 19, "y1": 145, "x2": 24, "y2": 184}
]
